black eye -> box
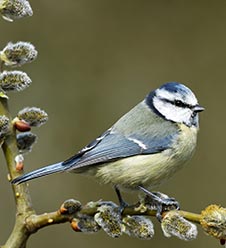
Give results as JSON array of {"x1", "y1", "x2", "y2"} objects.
[{"x1": 174, "y1": 100, "x2": 186, "y2": 107}]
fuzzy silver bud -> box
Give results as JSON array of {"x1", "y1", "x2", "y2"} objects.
[
  {"x1": 15, "y1": 154, "x2": 24, "y2": 171},
  {"x1": 60, "y1": 199, "x2": 82, "y2": 215},
  {"x1": 16, "y1": 131, "x2": 36, "y2": 153},
  {"x1": 0, "y1": 0, "x2": 32, "y2": 22},
  {"x1": 71, "y1": 216, "x2": 101, "y2": 233},
  {"x1": 0, "y1": 70, "x2": 31, "y2": 92},
  {"x1": 201, "y1": 205, "x2": 226, "y2": 241},
  {"x1": 0, "y1": 41, "x2": 37, "y2": 66},
  {"x1": 94, "y1": 204, "x2": 122, "y2": 238},
  {"x1": 17, "y1": 107, "x2": 48, "y2": 127},
  {"x1": 161, "y1": 211, "x2": 198, "y2": 241},
  {"x1": 122, "y1": 215, "x2": 154, "y2": 240}
]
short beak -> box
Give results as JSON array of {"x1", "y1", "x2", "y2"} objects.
[{"x1": 193, "y1": 104, "x2": 205, "y2": 113}]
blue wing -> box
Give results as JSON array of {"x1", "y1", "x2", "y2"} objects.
[{"x1": 62, "y1": 126, "x2": 180, "y2": 170}]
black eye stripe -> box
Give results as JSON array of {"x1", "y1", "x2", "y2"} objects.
[
  {"x1": 161, "y1": 98, "x2": 192, "y2": 109},
  {"x1": 174, "y1": 100, "x2": 188, "y2": 108}
]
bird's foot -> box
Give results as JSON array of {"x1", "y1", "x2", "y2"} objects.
[
  {"x1": 138, "y1": 186, "x2": 180, "y2": 221},
  {"x1": 114, "y1": 185, "x2": 129, "y2": 215}
]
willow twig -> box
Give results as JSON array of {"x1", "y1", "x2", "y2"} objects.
[{"x1": 0, "y1": 97, "x2": 35, "y2": 248}]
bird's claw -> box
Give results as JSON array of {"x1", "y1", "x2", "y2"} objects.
[{"x1": 138, "y1": 186, "x2": 180, "y2": 221}]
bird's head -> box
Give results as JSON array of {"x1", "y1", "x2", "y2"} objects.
[{"x1": 146, "y1": 82, "x2": 204, "y2": 127}]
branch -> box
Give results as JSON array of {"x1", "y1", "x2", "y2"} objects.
[
  {"x1": 15, "y1": 198, "x2": 226, "y2": 245},
  {"x1": 0, "y1": 97, "x2": 35, "y2": 248}
]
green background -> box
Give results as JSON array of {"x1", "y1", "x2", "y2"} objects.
[{"x1": 0, "y1": 0, "x2": 225, "y2": 247}]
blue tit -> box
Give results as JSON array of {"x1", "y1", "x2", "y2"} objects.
[{"x1": 12, "y1": 82, "x2": 204, "y2": 213}]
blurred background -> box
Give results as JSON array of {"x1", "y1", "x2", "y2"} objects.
[{"x1": 0, "y1": 0, "x2": 225, "y2": 247}]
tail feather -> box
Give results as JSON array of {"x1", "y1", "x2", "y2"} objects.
[{"x1": 11, "y1": 162, "x2": 64, "y2": 185}]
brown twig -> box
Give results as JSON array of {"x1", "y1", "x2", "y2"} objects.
[{"x1": 0, "y1": 97, "x2": 35, "y2": 248}]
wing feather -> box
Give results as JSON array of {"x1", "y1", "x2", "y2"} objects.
[
  {"x1": 64, "y1": 130, "x2": 179, "y2": 170},
  {"x1": 62, "y1": 102, "x2": 181, "y2": 170}
]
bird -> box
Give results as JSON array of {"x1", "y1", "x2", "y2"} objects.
[{"x1": 12, "y1": 82, "x2": 204, "y2": 214}]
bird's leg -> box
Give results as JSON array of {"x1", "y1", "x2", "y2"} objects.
[
  {"x1": 114, "y1": 185, "x2": 128, "y2": 214},
  {"x1": 138, "y1": 186, "x2": 180, "y2": 221}
]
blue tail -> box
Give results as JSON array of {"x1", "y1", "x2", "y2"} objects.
[{"x1": 11, "y1": 162, "x2": 64, "y2": 184}]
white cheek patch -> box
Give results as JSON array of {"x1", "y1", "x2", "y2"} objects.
[
  {"x1": 153, "y1": 97, "x2": 193, "y2": 125},
  {"x1": 155, "y1": 88, "x2": 198, "y2": 106}
]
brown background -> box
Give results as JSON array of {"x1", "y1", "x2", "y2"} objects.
[{"x1": 0, "y1": 1, "x2": 225, "y2": 247}]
